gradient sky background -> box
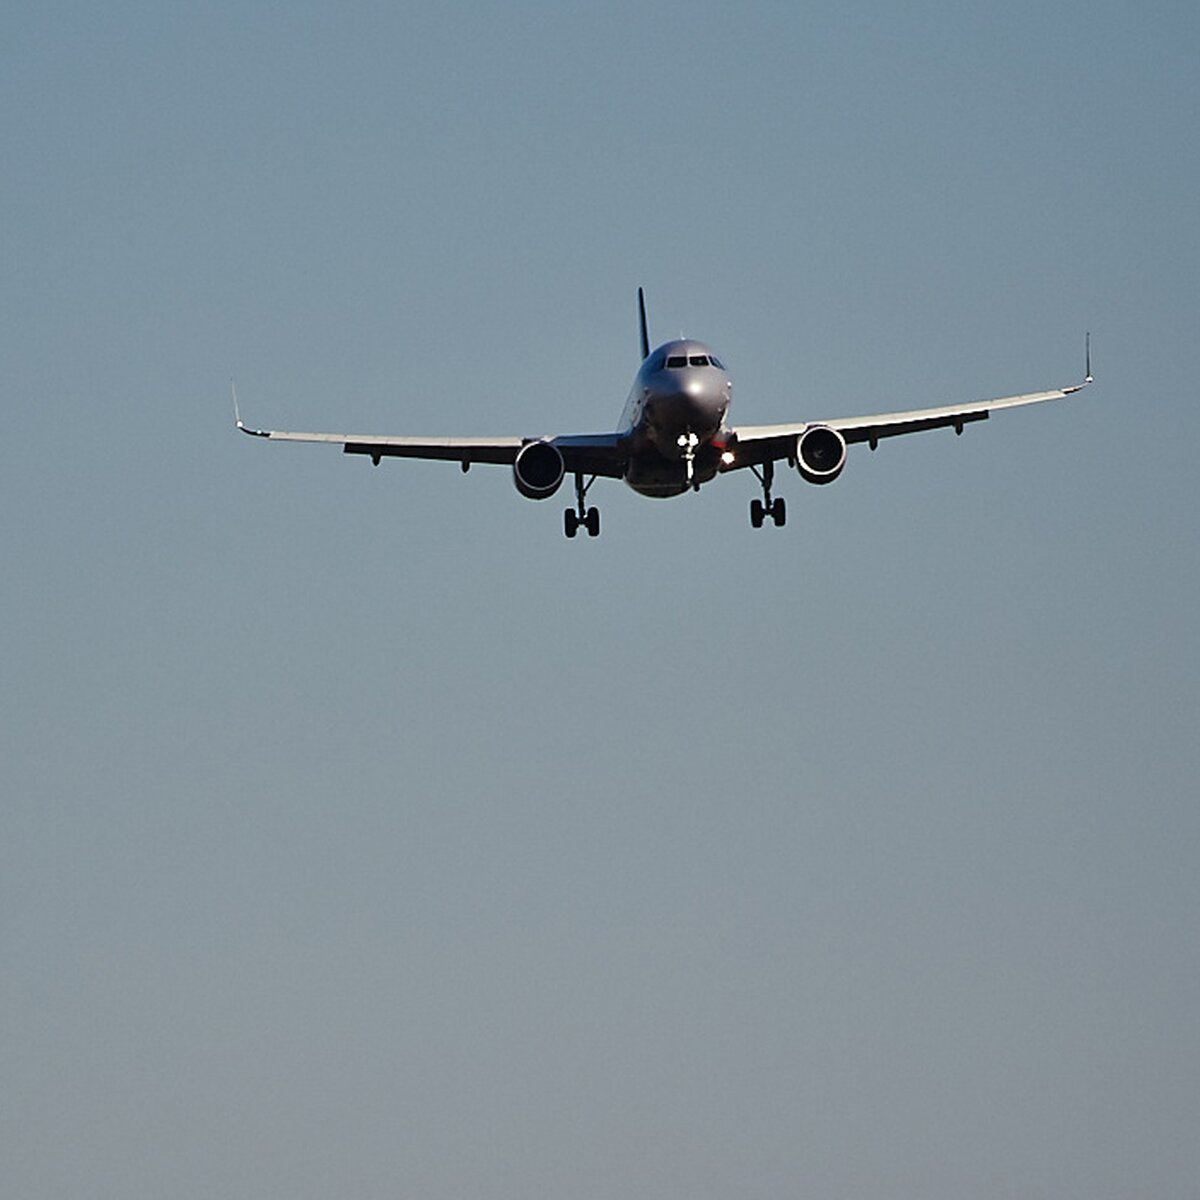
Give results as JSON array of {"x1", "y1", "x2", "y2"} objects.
[{"x1": 3, "y1": 2, "x2": 1198, "y2": 1197}]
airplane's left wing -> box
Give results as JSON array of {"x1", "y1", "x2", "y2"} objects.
[{"x1": 725, "y1": 375, "x2": 1091, "y2": 471}]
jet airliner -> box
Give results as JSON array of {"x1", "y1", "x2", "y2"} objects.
[{"x1": 236, "y1": 290, "x2": 1091, "y2": 537}]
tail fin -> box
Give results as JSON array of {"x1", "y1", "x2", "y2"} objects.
[{"x1": 638, "y1": 287, "x2": 650, "y2": 361}]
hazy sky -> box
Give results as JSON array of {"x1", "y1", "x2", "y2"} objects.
[{"x1": 3, "y1": 2, "x2": 1198, "y2": 1197}]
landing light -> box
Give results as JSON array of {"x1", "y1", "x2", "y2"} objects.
[{"x1": 721, "y1": 450, "x2": 735, "y2": 465}]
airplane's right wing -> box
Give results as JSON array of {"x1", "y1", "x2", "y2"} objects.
[{"x1": 235, "y1": 397, "x2": 629, "y2": 479}]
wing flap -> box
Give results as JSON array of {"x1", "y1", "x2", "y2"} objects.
[{"x1": 341, "y1": 437, "x2": 523, "y2": 465}]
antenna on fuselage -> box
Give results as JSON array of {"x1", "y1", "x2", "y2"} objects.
[{"x1": 637, "y1": 287, "x2": 650, "y2": 361}]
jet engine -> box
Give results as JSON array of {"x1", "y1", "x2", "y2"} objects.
[
  {"x1": 796, "y1": 425, "x2": 847, "y2": 485},
  {"x1": 513, "y1": 439, "x2": 566, "y2": 500}
]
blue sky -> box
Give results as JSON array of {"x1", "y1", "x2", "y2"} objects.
[{"x1": 2, "y1": 2, "x2": 1198, "y2": 1196}]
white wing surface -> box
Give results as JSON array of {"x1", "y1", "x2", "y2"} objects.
[
  {"x1": 234, "y1": 396, "x2": 628, "y2": 478},
  {"x1": 727, "y1": 374, "x2": 1091, "y2": 470}
]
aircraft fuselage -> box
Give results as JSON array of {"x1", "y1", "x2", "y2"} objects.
[{"x1": 618, "y1": 339, "x2": 732, "y2": 497}]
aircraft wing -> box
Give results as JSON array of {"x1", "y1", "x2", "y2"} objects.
[
  {"x1": 236, "y1": 402, "x2": 629, "y2": 479},
  {"x1": 726, "y1": 377, "x2": 1091, "y2": 470}
]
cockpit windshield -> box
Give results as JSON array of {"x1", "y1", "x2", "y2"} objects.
[{"x1": 662, "y1": 352, "x2": 725, "y2": 370}]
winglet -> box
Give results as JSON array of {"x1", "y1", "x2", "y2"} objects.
[
  {"x1": 638, "y1": 287, "x2": 650, "y2": 362},
  {"x1": 1062, "y1": 333, "x2": 1094, "y2": 396},
  {"x1": 232, "y1": 380, "x2": 270, "y2": 437}
]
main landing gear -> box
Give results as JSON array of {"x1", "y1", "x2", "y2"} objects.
[
  {"x1": 749, "y1": 460, "x2": 786, "y2": 528},
  {"x1": 564, "y1": 472, "x2": 600, "y2": 538}
]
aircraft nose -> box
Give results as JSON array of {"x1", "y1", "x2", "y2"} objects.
[
  {"x1": 642, "y1": 365, "x2": 730, "y2": 459},
  {"x1": 681, "y1": 375, "x2": 726, "y2": 424}
]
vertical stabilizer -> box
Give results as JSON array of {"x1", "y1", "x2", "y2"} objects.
[{"x1": 638, "y1": 287, "x2": 650, "y2": 361}]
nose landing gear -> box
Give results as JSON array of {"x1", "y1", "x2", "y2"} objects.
[
  {"x1": 564, "y1": 472, "x2": 600, "y2": 538},
  {"x1": 749, "y1": 460, "x2": 786, "y2": 528},
  {"x1": 677, "y1": 430, "x2": 701, "y2": 489}
]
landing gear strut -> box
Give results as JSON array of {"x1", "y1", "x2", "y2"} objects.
[
  {"x1": 678, "y1": 430, "x2": 701, "y2": 490},
  {"x1": 564, "y1": 472, "x2": 600, "y2": 538},
  {"x1": 749, "y1": 460, "x2": 786, "y2": 528}
]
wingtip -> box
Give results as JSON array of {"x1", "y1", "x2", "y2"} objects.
[
  {"x1": 231, "y1": 380, "x2": 271, "y2": 437},
  {"x1": 1062, "y1": 334, "x2": 1093, "y2": 394}
]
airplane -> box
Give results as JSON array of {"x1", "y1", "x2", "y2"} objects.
[{"x1": 235, "y1": 289, "x2": 1091, "y2": 537}]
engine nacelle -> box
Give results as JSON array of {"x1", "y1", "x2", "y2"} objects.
[
  {"x1": 796, "y1": 425, "x2": 847, "y2": 485},
  {"x1": 513, "y1": 439, "x2": 566, "y2": 500}
]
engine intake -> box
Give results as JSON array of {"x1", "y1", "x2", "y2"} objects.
[
  {"x1": 796, "y1": 425, "x2": 847, "y2": 485},
  {"x1": 513, "y1": 439, "x2": 565, "y2": 500}
]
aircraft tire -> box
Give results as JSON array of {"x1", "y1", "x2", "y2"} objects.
[
  {"x1": 750, "y1": 499, "x2": 764, "y2": 528},
  {"x1": 564, "y1": 509, "x2": 578, "y2": 538},
  {"x1": 772, "y1": 497, "x2": 787, "y2": 527},
  {"x1": 585, "y1": 507, "x2": 600, "y2": 538}
]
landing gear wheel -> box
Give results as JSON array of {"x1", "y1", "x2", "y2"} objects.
[
  {"x1": 750, "y1": 460, "x2": 785, "y2": 530},
  {"x1": 565, "y1": 473, "x2": 600, "y2": 539}
]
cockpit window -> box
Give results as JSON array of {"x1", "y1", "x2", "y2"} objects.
[
  {"x1": 646, "y1": 350, "x2": 667, "y2": 372},
  {"x1": 710, "y1": 355, "x2": 725, "y2": 370},
  {"x1": 688, "y1": 354, "x2": 709, "y2": 366},
  {"x1": 666, "y1": 355, "x2": 687, "y2": 369}
]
